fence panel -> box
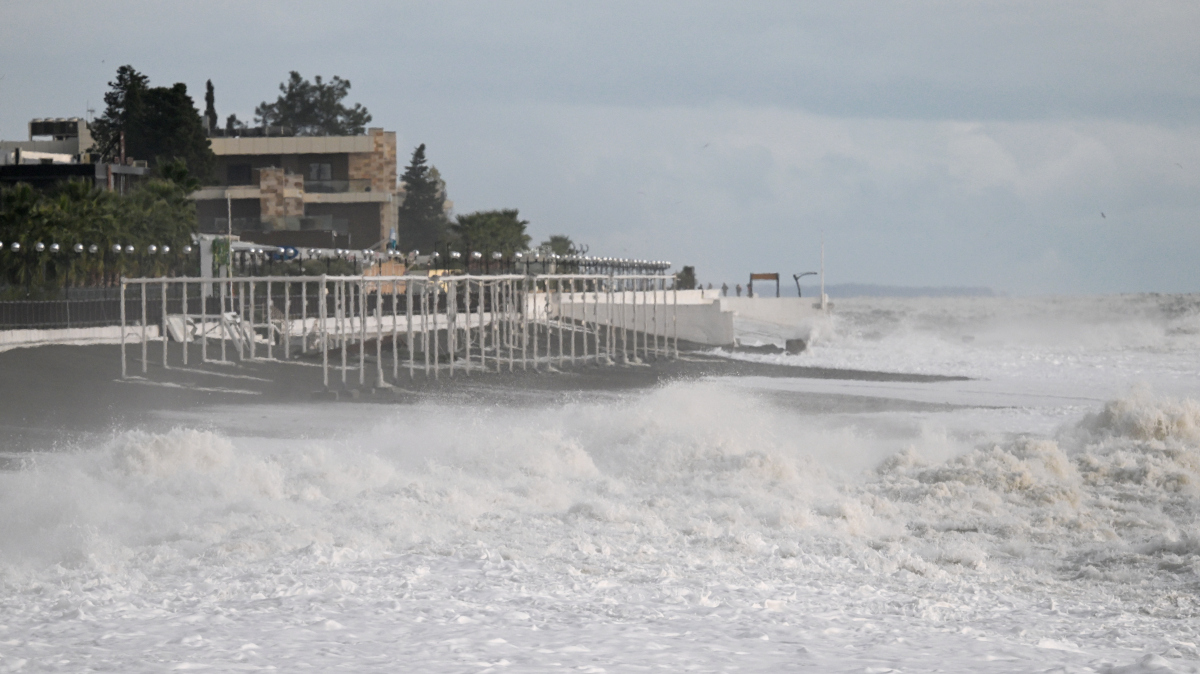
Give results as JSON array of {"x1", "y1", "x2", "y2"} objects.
[{"x1": 114, "y1": 274, "x2": 679, "y2": 388}]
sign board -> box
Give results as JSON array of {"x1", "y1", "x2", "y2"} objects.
[{"x1": 748, "y1": 272, "x2": 781, "y2": 297}]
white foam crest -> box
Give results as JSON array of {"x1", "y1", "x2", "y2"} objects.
[
  {"x1": 1080, "y1": 387, "x2": 1200, "y2": 445},
  {"x1": 0, "y1": 383, "x2": 1196, "y2": 603},
  {"x1": 0, "y1": 428, "x2": 403, "y2": 577},
  {"x1": 3, "y1": 383, "x2": 1200, "y2": 669},
  {"x1": 0, "y1": 383, "x2": 921, "y2": 579},
  {"x1": 861, "y1": 388, "x2": 1200, "y2": 585}
]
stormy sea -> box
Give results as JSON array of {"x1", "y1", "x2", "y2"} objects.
[{"x1": 2, "y1": 293, "x2": 1199, "y2": 673}]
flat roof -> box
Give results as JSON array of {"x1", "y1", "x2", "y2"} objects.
[{"x1": 209, "y1": 136, "x2": 374, "y2": 156}]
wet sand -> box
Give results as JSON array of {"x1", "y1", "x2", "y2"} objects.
[{"x1": 0, "y1": 342, "x2": 966, "y2": 451}]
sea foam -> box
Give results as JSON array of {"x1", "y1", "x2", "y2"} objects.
[{"x1": 1, "y1": 353, "x2": 1198, "y2": 669}]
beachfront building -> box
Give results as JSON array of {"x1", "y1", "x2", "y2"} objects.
[
  {"x1": 190, "y1": 127, "x2": 400, "y2": 251},
  {"x1": 0, "y1": 117, "x2": 149, "y2": 193}
]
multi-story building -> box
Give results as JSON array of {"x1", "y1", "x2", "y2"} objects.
[
  {"x1": 0, "y1": 118, "x2": 148, "y2": 193},
  {"x1": 191, "y1": 127, "x2": 399, "y2": 250}
]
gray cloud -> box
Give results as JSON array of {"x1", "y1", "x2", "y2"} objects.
[{"x1": 2, "y1": 1, "x2": 1197, "y2": 293}]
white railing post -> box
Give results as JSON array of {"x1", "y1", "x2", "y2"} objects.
[
  {"x1": 301, "y1": 279, "x2": 308, "y2": 355},
  {"x1": 607, "y1": 275, "x2": 615, "y2": 364},
  {"x1": 241, "y1": 280, "x2": 250, "y2": 359},
  {"x1": 494, "y1": 280, "x2": 502, "y2": 373},
  {"x1": 392, "y1": 279, "x2": 399, "y2": 381},
  {"x1": 248, "y1": 279, "x2": 256, "y2": 361},
  {"x1": 406, "y1": 277, "x2": 414, "y2": 379},
  {"x1": 284, "y1": 280, "x2": 291, "y2": 361},
  {"x1": 321, "y1": 275, "x2": 329, "y2": 389},
  {"x1": 182, "y1": 281, "x2": 189, "y2": 366},
  {"x1": 219, "y1": 279, "x2": 227, "y2": 362},
  {"x1": 358, "y1": 278, "x2": 366, "y2": 387},
  {"x1": 505, "y1": 279, "x2": 514, "y2": 372},
  {"x1": 555, "y1": 280, "x2": 563, "y2": 368},
  {"x1": 569, "y1": 279, "x2": 577, "y2": 367},
  {"x1": 475, "y1": 278, "x2": 480, "y2": 371},
  {"x1": 161, "y1": 280, "x2": 168, "y2": 369},
  {"x1": 375, "y1": 280, "x2": 384, "y2": 387},
  {"x1": 266, "y1": 280, "x2": 273, "y2": 361},
  {"x1": 339, "y1": 280, "x2": 348, "y2": 387},
  {"x1": 141, "y1": 281, "x2": 148, "y2": 373},
  {"x1": 673, "y1": 281, "x2": 678, "y2": 358},
  {"x1": 177, "y1": 279, "x2": 187, "y2": 364},
  {"x1": 120, "y1": 279, "x2": 127, "y2": 378},
  {"x1": 522, "y1": 277, "x2": 530, "y2": 370},
  {"x1": 422, "y1": 282, "x2": 430, "y2": 378},
  {"x1": 200, "y1": 278, "x2": 207, "y2": 363},
  {"x1": 448, "y1": 279, "x2": 454, "y2": 366},
  {"x1": 652, "y1": 278, "x2": 659, "y2": 358},
  {"x1": 432, "y1": 280, "x2": 440, "y2": 379}
]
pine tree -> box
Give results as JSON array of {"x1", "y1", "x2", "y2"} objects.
[
  {"x1": 254, "y1": 72, "x2": 371, "y2": 136},
  {"x1": 396, "y1": 144, "x2": 448, "y2": 252},
  {"x1": 676, "y1": 266, "x2": 697, "y2": 290},
  {"x1": 90, "y1": 65, "x2": 149, "y2": 160},
  {"x1": 540, "y1": 235, "x2": 576, "y2": 256},
  {"x1": 449, "y1": 209, "x2": 531, "y2": 258},
  {"x1": 90, "y1": 66, "x2": 214, "y2": 182}
]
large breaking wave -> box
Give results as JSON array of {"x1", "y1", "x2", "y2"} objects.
[
  {"x1": 2, "y1": 380, "x2": 1200, "y2": 670},
  {"x1": 1, "y1": 384, "x2": 1196, "y2": 602}
]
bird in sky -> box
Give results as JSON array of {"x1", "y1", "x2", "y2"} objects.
[{"x1": 1101, "y1": 212, "x2": 1106, "y2": 218}]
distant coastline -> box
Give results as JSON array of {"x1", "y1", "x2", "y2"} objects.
[{"x1": 796, "y1": 283, "x2": 997, "y2": 299}]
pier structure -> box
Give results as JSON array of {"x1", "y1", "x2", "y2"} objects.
[{"x1": 116, "y1": 273, "x2": 679, "y2": 390}]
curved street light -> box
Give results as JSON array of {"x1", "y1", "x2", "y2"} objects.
[{"x1": 793, "y1": 271, "x2": 817, "y2": 297}]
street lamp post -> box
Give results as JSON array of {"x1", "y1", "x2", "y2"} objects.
[{"x1": 793, "y1": 272, "x2": 817, "y2": 297}]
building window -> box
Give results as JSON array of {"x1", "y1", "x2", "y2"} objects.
[
  {"x1": 227, "y1": 164, "x2": 252, "y2": 185},
  {"x1": 309, "y1": 163, "x2": 332, "y2": 181}
]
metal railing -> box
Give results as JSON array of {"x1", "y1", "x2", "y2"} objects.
[
  {"x1": 303, "y1": 179, "x2": 373, "y2": 193},
  {"x1": 118, "y1": 274, "x2": 679, "y2": 388},
  {"x1": 0, "y1": 297, "x2": 123, "y2": 329}
]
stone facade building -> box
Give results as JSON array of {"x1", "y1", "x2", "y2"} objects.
[{"x1": 191, "y1": 128, "x2": 399, "y2": 250}]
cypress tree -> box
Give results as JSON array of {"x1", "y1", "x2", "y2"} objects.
[{"x1": 204, "y1": 80, "x2": 218, "y2": 132}]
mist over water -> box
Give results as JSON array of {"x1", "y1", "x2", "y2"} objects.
[
  {"x1": 2, "y1": 294, "x2": 1199, "y2": 672},
  {"x1": 731, "y1": 294, "x2": 1200, "y2": 406}
]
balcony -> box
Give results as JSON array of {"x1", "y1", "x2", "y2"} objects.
[
  {"x1": 201, "y1": 215, "x2": 349, "y2": 235},
  {"x1": 304, "y1": 179, "x2": 373, "y2": 193}
]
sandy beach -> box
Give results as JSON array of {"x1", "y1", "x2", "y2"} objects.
[{"x1": 0, "y1": 341, "x2": 963, "y2": 453}]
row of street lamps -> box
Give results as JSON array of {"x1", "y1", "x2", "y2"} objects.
[
  {"x1": 0, "y1": 241, "x2": 194, "y2": 255},
  {"x1": 232, "y1": 245, "x2": 673, "y2": 275},
  {"x1": 0, "y1": 239, "x2": 673, "y2": 276}
]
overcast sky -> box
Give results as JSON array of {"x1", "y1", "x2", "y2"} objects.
[{"x1": 3, "y1": 1, "x2": 1198, "y2": 293}]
